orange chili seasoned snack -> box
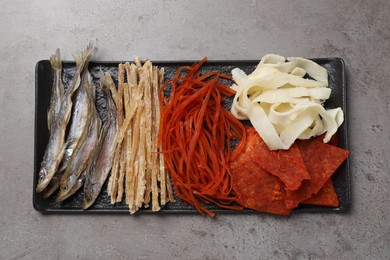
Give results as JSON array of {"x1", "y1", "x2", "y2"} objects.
[
  {"x1": 302, "y1": 179, "x2": 339, "y2": 207},
  {"x1": 284, "y1": 137, "x2": 349, "y2": 209},
  {"x1": 250, "y1": 135, "x2": 310, "y2": 191},
  {"x1": 230, "y1": 127, "x2": 292, "y2": 215},
  {"x1": 159, "y1": 58, "x2": 246, "y2": 217},
  {"x1": 230, "y1": 127, "x2": 349, "y2": 215}
]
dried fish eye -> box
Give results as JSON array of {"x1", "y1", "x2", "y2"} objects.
[
  {"x1": 39, "y1": 172, "x2": 46, "y2": 180},
  {"x1": 39, "y1": 168, "x2": 48, "y2": 180},
  {"x1": 63, "y1": 185, "x2": 67, "y2": 190}
]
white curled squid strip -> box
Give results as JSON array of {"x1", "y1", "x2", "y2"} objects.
[{"x1": 231, "y1": 54, "x2": 344, "y2": 150}]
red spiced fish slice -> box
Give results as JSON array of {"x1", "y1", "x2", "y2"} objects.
[
  {"x1": 302, "y1": 179, "x2": 339, "y2": 207},
  {"x1": 231, "y1": 156, "x2": 292, "y2": 215},
  {"x1": 284, "y1": 138, "x2": 349, "y2": 209},
  {"x1": 300, "y1": 134, "x2": 342, "y2": 207},
  {"x1": 246, "y1": 127, "x2": 310, "y2": 191}
]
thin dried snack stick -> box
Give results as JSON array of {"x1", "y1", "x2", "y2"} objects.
[
  {"x1": 117, "y1": 64, "x2": 125, "y2": 126},
  {"x1": 132, "y1": 63, "x2": 150, "y2": 210},
  {"x1": 105, "y1": 72, "x2": 119, "y2": 106},
  {"x1": 116, "y1": 138, "x2": 126, "y2": 202},
  {"x1": 157, "y1": 68, "x2": 168, "y2": 205},
  {"x1": 116, "y1": 83, "x2": 131, "y2": 202},
  {"x1": 159, "y1": 67, "x2": 175, "y2": 203},
  {"x1": 125, "y1": 63, "x2": 137, "y2": 205},
  {"x1": 166, "y1": 172, "x2": 175, "y2": 203},
  {"x1": 106, "y1": 64, "x2": 125, "y2": 203},
  {"x1": 105, "y1": 71, "x2": 121, "y2": 199},
  {"x1": 110, "y1": 143, "x2": 121, "y2": 203},
  {"x1": 125, "y1": 127, "x2": 133, "y2": 205},
  {"x1": 143, "y1": 63, "x2": 153, "y2": 207},
  {"x1": 151, "y1": 66, "x2": 161, "y2": 211},
  {"x1": 135, "y1": 105, "x2": 146, "y2": 210},
  {"x1": 134, "y1": 56, "x2": 142, "y2": 69},
  {"x1": 128, "y1": 108, "x2": 141, "y2": 212},
  {"x1": 105, "y1": 72, "x2": 118, "y2": 197},
  {"x1": 129, "y1": 70, "x2": 146, "y2": 213}
]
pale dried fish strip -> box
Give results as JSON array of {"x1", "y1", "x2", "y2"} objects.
[
  {"x1": 115, "y1": 62, "x2": 146, "y2": 147},
  {"x1": 110, "y1": 64, "x2": 125, "y2": 201},
  {"x1": 135, "y1": 105, "x2": 146, "y2": 210},
  {"x1": 143, "y1": 63, "x2": 153, "y2": 207},
  {"x1": 159, "y1": 68, "x2": 174, "y2": 202},
  {"x1": 129, "y1": 69, "x2": 146, "y2": 213},
  {"x1": 166, "y1": 172, "x2": 175, "y2": 203},
  {"x1": 125, "y1": 63, "x2": 137, "y2": 205},
  {"x1": 116, "y1": 83, "x2": 131, "y2": 202},
  {"x1": 134, "y1": 56, "x2": 142, "y2": 69},
  {"x1": 105, "y1": 72, "x2": 119, "y2": 106},
  {"x1": 102, "y1": 60, "x2": 170, "y2": 212},
  {"x1": 151, "y1": 66, "x2": 161, "y2": 211},
  {"x1": 156, "y1": 68, "x2": 169, "y2": 205},
  {"x1": 125, "y1": 127, "x2": 133, "y2": 205},
  {"x1": 128, "y1": 105, "x2": 142, "y2": 213},
  {"x1": 159, "y1": 67, "x2": 175, "y2": 202},
  {"x1": 109, "y1": 132, "x2": 121, "y2": 202},
  {"x1": 132, "y1": 64, "x2": 147, "y2": 211},
  {"x1": 105, "y1": 71, "x2": 120, "y2": 198},
  {"x1": 117, "y1": 64, "x2": 125, "y2": 126},
  {"x1": 100, "y1": 72, "x2": 117, "y2": 197},
  {"x1": 114, "y1": 93, "x2": 140, "y2": 147}
]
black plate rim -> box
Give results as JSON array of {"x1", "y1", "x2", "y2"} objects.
[{"x1": 33, "y1": 58, "x2": 350, "y2": 215}]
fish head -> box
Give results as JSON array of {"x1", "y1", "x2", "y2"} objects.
[
  {"x1": 36, "y1": 166, "x2": 54, "y2": 192},
  {"x1": 83, "y1": 193, "x2": 93, "y2": 209},
  {"x1": 56, "y1": 174, "x2": 78, "y2": 201},
  {"x1": 83, "y1": 182, "x2": 99, "y2": 209}
]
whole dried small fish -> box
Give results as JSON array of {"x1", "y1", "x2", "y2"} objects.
[
  {"x1": 42, "y1": 60, "x2": 92, "y2": 197},
  {"x1": 83, "y1": 86, "x2": 118, "y2": 209},
  {"x1": 57, "y1": 61, "x2": 91, "y2": 173},
  {"x1": 42, "y1": 172, "x2": 62, "y2": 198},
  {"x1": 48, "y1": 48, "x2": 64, "y2": 133},
  {"x1": 36, "y1": 44, "x2": 93, "y2": 193},
  {"x1": 57, "y1": 77, "x2": 101, "y2": 201},
  {"x1": 56, "y1": 172, "x2": 86, "y2": 202}
]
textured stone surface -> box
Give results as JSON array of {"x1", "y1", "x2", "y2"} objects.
[{"x1": 0, "y1": 0, "x2": 389, "y2": 259}]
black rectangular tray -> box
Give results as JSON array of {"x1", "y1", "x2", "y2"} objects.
[{"x1": 34, "y1": 58, "x2": 350, "y2": 214}]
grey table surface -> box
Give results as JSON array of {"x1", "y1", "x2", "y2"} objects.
[{"x1": 1, "y1": 0, "x2": 389, "y2": 259}]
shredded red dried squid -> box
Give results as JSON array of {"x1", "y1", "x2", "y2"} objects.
[{"x1": 158, "y1": 58, "x2": 246, "y2": 217}]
